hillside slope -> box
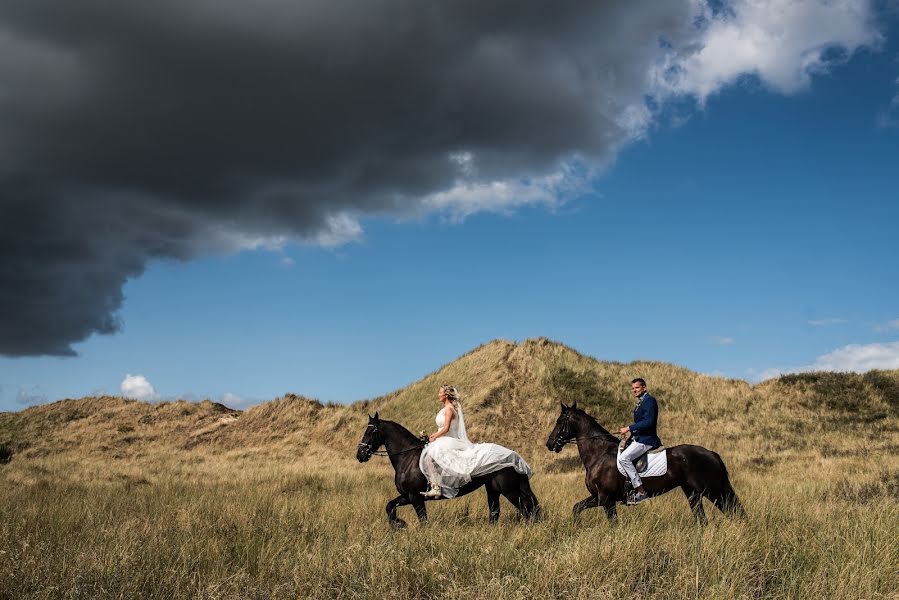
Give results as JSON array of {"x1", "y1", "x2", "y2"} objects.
[{"x1": 1, "y1": 338, "x2": 897, "y2": 473}]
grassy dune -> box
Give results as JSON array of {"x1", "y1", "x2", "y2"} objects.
[{"x1": 1, "y1": 339, "x2": 898, "y2": 599}]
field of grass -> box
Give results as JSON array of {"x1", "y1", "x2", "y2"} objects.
[
  {"x1": 1, "y1": 446, "x2": 897, "y2": 599},
  {"x1": 2, "y1": 340, "x2": 898, "y2": 598}
]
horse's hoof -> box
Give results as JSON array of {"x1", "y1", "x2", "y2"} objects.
[{"x1": 390, "y1": 519, "x2": 407, "y2": 529}]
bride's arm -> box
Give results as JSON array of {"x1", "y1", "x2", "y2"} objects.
[{"x1": 428, "y1": 405, "x2": 455, "y2": 442}]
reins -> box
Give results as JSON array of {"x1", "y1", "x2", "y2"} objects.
[
  {"x1": 358, "y1": 442, "x2": 424, "y2": 458},
  {"x1": 358, "y1": 423, "x2": 426, "y2": 458},
  {"x1": 559, "y1": 433, "x2": 619, "y2": 446},
  {"x1": 554, "y1": 413, "x2": 620, "y2": 449}
]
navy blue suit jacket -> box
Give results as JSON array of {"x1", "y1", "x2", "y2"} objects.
[{"x1": 629, "y1": 392, "x2": 662, "y2": 447}]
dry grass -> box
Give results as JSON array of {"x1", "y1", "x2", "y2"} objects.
[
  {"x1": 1, "y1": 338, "x2": 898, "y2": 599},
  {"x1": 1, "y1": 454, "x2": 897, "y2": 599}
]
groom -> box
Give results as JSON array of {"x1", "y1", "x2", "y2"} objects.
[{"x1": 617, "y1": 378, "x2": 662, "y2": 505}]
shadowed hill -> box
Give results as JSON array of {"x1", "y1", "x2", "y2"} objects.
[
  {"x1": 0, "y1": 396, "x2": 239, "y2": 459},
  {"x1": 1, "y1": 338, "x2": 897, "y2": 471}
]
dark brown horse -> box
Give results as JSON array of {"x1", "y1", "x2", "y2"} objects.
[
  {"x1": 357, "y1": 413, "x2": 541, "y2": 528},
  {"x1": 545, "y1": 402, "x2": 744, "y2": 524}
]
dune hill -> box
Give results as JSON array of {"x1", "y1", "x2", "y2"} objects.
[{"x1": 1, "y1": 338, "x2": 897, "y2": 472}]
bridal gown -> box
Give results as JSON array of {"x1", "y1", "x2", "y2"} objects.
[{"x1": 418, "y1": 404, "x2": 532, "y2": 498}]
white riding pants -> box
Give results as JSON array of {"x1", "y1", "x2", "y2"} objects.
[{"x1": 617, "y1": 441, "x2": 652, "y2": 489}]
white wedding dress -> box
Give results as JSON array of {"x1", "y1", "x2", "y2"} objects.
[{"x1": 418, "y1": 403, "x2": 532, "y2": 498}]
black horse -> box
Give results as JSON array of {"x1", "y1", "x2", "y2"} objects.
[
  {"x1": 546, "y1": 402, "x2": 744, "y2": 524},
  {"x1": 356, "y1": 413, "x2": 541, "y2": 528}
]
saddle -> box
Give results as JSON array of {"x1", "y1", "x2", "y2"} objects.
[
  {"x1": 633, "y1": 446, "x2": 665, "y2": 472},
  {"x1": 620, "y1": 436, "x2": 664, "y2": 473}
]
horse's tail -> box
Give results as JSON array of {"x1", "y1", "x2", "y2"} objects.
[
  {"x1": 716, "y1": 454, "x2": 746, "y2": 518},
  {"x1": 518, "y1": 474, "x2": 543, "y2": 520}
]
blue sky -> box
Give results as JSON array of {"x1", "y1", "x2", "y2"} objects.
[{"x1": 1, "y1": 2, "x2": 898, "y2": 410}]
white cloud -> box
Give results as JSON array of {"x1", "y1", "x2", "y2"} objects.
[
  {"x1": 877, "y1": 76, "x2": 899, "y2": 128},
  {"x1": 449, "y1": 151, "x2": 477, "y2": 178},
  {"x1": 705, "y1": 370, "x2": 731, "y2": 379},
  {"x1": 651, "y1": 0, "x2": 880, "y2": 103},
  {"x1": 874, "y1": 318, "x2": 899, "y2": 332},
  {"x1": 217, "y1": 232, "x2": 287, "y2": 253},
  {"x1": 121, "y1": 374, "x2": 158, "y2": 401},
  {"x1": 422, "y1": 163, "x2": 592, "y2": 223},
  {"x1": 221, "y1": 392, "x2": 242, "y2": 406},
  {"x1": 191, "y1": 212, "x2": 361, "y2": 258},
  {"x1": 713, "y1": 336, "x2": 735, "y2": 345},
  {"x1": 220, "y1": 392, "x2": 260, "y2": 409},
  {"x1": 616, "y1": 102, "x2": 655, "y2": 141},
  {"x1": 756, "y1": 366, "x2": 788, "y2": 380},
  {"x1": 808, "y1": 318, "x2": 849, "y2": 326},
  {"x1": 310, "y1": 213, "x2": 363, "y2": 247},
  {"x1": 757, "y1": 340, "x2": 899, "y2": 380},
  {"x1": 15, "y1": 385, "x2": 47, "y2": 406}
]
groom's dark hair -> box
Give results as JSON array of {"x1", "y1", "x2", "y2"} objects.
[{"x1": 631, "y1": 378, "x2": 646, "y2": 386}]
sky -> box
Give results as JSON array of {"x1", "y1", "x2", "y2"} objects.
[{"x1": 1, "y1": 0, "x2": 898, "y2": 411}]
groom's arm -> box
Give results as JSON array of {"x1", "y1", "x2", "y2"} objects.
[{"x1": 629, "y1": 396, "x2": 657, "y2": 434}]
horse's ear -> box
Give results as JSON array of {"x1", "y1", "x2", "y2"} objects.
[
  {"x1": 572, "y1": 400, "x2": 578, "y2": 410},
  {"x1": 373, "y1": 411, "x2": 379, "y2": 421},
  {"x1": 560, "y1": 402, "x2": 568, "y2": 412}
]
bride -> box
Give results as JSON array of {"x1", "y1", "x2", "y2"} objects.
[{"x1": 420, "y1": 384, "x2": 532, "y2": 499}]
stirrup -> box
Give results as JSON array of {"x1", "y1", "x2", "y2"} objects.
[
  {"x1": 627, "y1": 490, "x2": 649, "y2": 505},
  {"x1": 421, "y1": 483, "x2": 442, "y2": 499}
]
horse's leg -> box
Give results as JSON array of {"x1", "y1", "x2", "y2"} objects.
[
  {"x1": 599, "y1": 494, "x2": 618, "y2": 523},
  {"x1": 572, "y1": 495, "x2": 599, "y2": 519},
  {"x1": 517, "y1": 476, "x2": 541, "y2": 521},
  {"x1": 487, "y1": 487, "x2": 501, "y2": 524},
  {"x1": 385, "y1": 495, "x2": 412, "y2": 529},
  {"x1": 411, "y1": 497, "x2": 428, "y2": 524},
  {"x1": 682, "y1": 487, "x2": 708, "y2": 526},
  {"x1": 602, "y1": 503, "x2": 617, "y2": 521},
  {"x1": 501, "y1": 490, "x2": 528, "y2": 520},
  {"x1": 490, "y1": 470, "x2": 527, "y2": 521},
  {"x1": 721, "y1": 477, "x2": 746, "y2": 517},
  {"x1": 706, "y1": 483, "x2": 746, "y2": 518}
]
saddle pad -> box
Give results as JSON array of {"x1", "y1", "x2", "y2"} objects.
[{"x1": 616, "y1": 448, "x2": 668, "y2": 478}]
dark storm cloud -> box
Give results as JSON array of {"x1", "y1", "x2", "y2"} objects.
[{"x1": 0, "y1": 0, "x2": 696, "y2": 356}]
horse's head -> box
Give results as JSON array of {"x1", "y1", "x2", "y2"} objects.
[
  {"x1": 546, "y1": 401, "x2": 579, "y2": 453},
  {"x1": 356, "y1": 412, "x2": 383, "y2": 462}
]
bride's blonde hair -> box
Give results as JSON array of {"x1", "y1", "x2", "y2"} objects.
[
  {"x1": 439, "y1": 384, "x2": 468, "y2": 441},
  {"x1": 440, "y1": 384, "x2": 461, "y2": 406}
]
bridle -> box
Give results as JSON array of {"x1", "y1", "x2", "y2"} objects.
[
  {"x1": 551, "y1": 412, "x2": 620, "y2": 451},
  {"x1": 357, "y1": 422, "x2": 425, "y2": 459}
]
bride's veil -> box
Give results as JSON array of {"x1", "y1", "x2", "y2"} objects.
[{"x1": 453, "y1": 400, "x2": 471, "y2": 444}]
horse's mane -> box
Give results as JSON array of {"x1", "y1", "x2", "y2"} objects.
[
  {"x1": 378, "y1": 419, "x2": 422, "y2": 444},
  {"x1": 571, "y1": 407, "x2": 619, "y2": 443}
]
